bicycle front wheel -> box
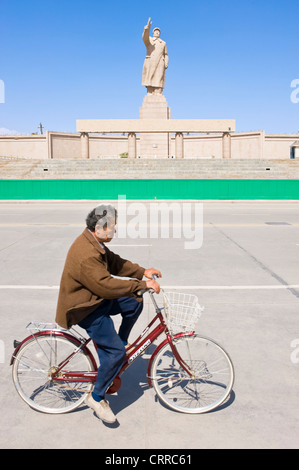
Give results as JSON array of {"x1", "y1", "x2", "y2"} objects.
[
  {"x1": 150, "y1": 335, "x2": 234, "y2": 414},
  {"x1": 12, "y1": 333, "x2": 95, "y2": 414}
]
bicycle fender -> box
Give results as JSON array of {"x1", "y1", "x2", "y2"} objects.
[
  {"x1": 10, "y1": 330, "x2": 98, "y2": 371},
  {"x1": 146, "y1": 331, "x2": 195, "y2": 388}
]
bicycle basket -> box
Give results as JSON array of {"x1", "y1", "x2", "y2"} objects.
[{"x1": 162, "y1": 291, "x2": 204, "y2": 334}]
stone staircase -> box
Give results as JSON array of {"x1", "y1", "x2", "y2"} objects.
[{"x1": 1, "y1": 157, "x2": 299, "y2": 179}]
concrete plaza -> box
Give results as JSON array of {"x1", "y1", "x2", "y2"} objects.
[{"x1": 0, "y1": 200, "x2": 298, "y2": 449}]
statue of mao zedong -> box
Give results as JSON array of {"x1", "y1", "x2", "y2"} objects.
[{"x1": 142, "y1": 17, "x2": 169, "y2": 95}]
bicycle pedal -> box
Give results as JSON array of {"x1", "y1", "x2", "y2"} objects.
[{"x1": 106, "y1": 376, "x2": 122, "y2": 394}]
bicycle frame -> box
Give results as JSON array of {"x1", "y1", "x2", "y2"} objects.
[{"x1": 11, "y1": 292, "x2": 195, "y2": 391}]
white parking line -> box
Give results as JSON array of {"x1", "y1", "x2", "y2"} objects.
[
  {"x1": 0, "y1": 285, "x2": 60, "y2": 289},
  {"x1": 0, "y1": 223, "x2": 299, "y2": 227},
  {"x1": 0, "y1": 284, "x2": 298, "y2": 290},
  {"x1": 163, "y1": 285, "x2": 299, "y2": 290},
  {"x1": 111, "y1": 244, "x2": 152, "y2": 247}
]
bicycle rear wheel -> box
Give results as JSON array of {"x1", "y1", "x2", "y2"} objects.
[
  {"x1": 150, "y1": 335, "x2": 234, "y2": 414},
  {"x1": 12, "y1": 333, "x2": 95, "y2": 414}
]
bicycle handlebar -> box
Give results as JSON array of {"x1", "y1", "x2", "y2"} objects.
[
  {"x1": 136, "y1": 288, "x2": 152, "y2": 296},
  {"x1": 136, "y1": 274, "x2": 160, "y2": 296}
]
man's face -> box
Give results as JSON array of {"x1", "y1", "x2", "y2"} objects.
[
  {"x1": 95, "y1": 218, "x2": 116, "y2": 243},
  {"x1": 153, "y1": 29, "x2": 160, "y2": 38}
]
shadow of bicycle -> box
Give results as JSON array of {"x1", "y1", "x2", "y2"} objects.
[
  {"x1": 154, "y1": 387, "x2": 236, "y2": 414},
  {"x1": 102, "y1": 342, "x2": 236, "y2": 418},
  {"x1": 107, "y1": 345, "x2": 156, "y2": 416}
]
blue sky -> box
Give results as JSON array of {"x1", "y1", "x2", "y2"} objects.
[{"x1": 1, "y1": 0, "x2": 299, "y2": 135}]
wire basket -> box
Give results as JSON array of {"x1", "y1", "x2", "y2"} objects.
[{"x1": 162, "y1": 291, "x2": 204, "y2": 334}]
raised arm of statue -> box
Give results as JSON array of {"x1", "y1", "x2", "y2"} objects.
[{"x1": 142, "y1": 17, "x2": 152, "y2": 46}]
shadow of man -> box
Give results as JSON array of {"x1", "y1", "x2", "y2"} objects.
[{"x1": 107, "y1": 344, "x2": 156, "y2": 415}]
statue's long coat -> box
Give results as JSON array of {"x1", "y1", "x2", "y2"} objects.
[{"x1": 142, "y1": 27, "x2": 168, "y2": 89}]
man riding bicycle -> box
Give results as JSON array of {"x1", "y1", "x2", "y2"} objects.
[{"x1": 56, "y1": 204, "x2": 161, "y2": 424}]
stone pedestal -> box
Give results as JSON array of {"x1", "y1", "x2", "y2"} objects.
[{"x1": 139, "y1": 94, "x2": 171, "y2": 158}]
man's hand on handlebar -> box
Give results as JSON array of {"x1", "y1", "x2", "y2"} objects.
[
  {"x1": 143, "y1": 268, "x2": 161, "y2": 294},
  {"x1": 144, "y1": 268, "x2": 162, "y2": 280},
  {"x1": 145, "y1": 278, "x2": 160, "y2": 294}
]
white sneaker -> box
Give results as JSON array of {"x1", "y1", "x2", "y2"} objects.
[{"x1": 86, "y1": 394, "x2": 117, "y2": 424}]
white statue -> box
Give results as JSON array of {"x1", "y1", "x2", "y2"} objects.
[{"x1": 142, "y1": 17, "x2": 169, "y2": 95}]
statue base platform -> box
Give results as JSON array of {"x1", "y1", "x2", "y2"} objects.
[{"x1": 139, "y1": 93, "x2": 171, "y2": 158}]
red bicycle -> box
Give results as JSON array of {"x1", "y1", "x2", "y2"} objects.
[{"x1": 11, "y1": 287, "x2": 234, "y2": 415}]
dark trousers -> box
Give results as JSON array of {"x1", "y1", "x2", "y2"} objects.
[{"x1": 78, "y1": 296, "x2": 143, "y2": 400}]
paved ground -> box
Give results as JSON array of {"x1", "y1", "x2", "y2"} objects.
[{"x1": 0, "y1": 200, "x2": 299, "y2": 449}]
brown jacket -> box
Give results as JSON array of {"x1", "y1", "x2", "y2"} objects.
[{"x1": 56, "y1": 228, "x2": 147, "y2": 329}]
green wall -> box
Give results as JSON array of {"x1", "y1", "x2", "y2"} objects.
[{"x1": 0, "y1": 179, "x2": 299, "y2": 200}]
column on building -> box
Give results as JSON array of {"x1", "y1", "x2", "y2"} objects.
[
  {"x1": 175, "y1": 132, "x2": 184, "y2": 159},
  {"x1": 128, "y1": 132, "x2": 137, "y2": 158},
  {"x1": 80, "y1": 132, "x2": 89, "y2": 159},
  {"x1": 222, "y1": 132, "x2": 231, "y2": 159}
]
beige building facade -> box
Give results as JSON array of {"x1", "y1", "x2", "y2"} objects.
[{"x1": 0, "y1": 130, "x2": 297, "y2": 160}]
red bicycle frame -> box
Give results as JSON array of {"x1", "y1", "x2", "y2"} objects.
[{"x1": 11, "y1": 293, "x2": 195, "y2": 391}]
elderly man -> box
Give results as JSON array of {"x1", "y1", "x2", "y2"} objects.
[
  {"x1": 142, "y1": 17, "x2": 169, "y2": 94},
  {"x1": 56, "y1": 204, "x2": 161, "y2": 424}
]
